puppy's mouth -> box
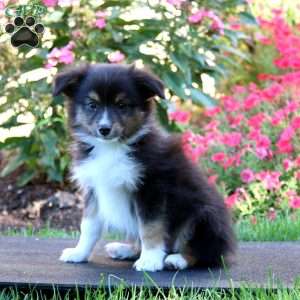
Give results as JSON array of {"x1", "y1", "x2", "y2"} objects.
[
  {"x1": 95, "y1": 127, "x2": 122, "y2": 143},
  {"x1": 96, "y1": 135, "x2": 120, "y2": 143}
]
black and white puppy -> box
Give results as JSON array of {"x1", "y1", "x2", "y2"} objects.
[{"x1": 53, "y1": 63, "x2": 235, "y2": 272}]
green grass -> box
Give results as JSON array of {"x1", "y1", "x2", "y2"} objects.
[
  {"x1": 236, "y1": 213, "x2": 300, "y2": 241},
  {"x1": 3, "y1": 213, "x2": 300, "y2": 242},
  {"x1": 1, "y1": 284, "x2": 300, "y2": 300},
  {"x1": 2, "y1": 226, "x2": 79, "y2": 239}
]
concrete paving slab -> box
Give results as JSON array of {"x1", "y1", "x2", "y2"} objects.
[{"x1": 0, "y1": 237, "x2": 299, "y2": 289}]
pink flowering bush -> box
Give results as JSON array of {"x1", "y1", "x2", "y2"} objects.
[{"x1": 178, "y1": 11, "x2": 300, "y2": 220}]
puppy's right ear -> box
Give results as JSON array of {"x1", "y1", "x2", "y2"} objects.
[{"x1": 53, "y1": 64, "x2": 89, "y2": 98}]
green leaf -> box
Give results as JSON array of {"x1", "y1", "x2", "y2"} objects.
[
  {"x1": 0, "y1": 154, "x2": 26, "y2": 177},
  {"x1": 161, "y1": 72, "x2": 186, "y2": 100},
  {"x1": 0, "y1": 115, "x2": 18, "y2": 128},
  {"x1": 17, "y1": 169, "x2": 37, "y2": 187},
  {"x1": 100, "y1": 0, "x2": 131, "y2": 8},
  {"x1": 217, "y1": 45, "x2": 250, "y2": 61},
  {"x1": 169, "y1": 52, "x2": 191, "y2": 83},
  {"x1": 189, "y1": 88, "x2": 216, "y2": 108},
  {"x1": 156, "y1": 99, "x2": 180, "y2": 132},
  {"x1": 0, "y1": 137, "x2": 28, "y2": 150},
  {"x1": 239, "y1": 12, "x2": 257, "y2": 25}
]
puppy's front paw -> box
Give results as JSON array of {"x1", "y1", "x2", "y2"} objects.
[
  {"x1": 133, "y1": 255, "x2": 164, "y2": 272},
  {"x1": 105, "y1": 242, "x2": 137, "y2": 260},
  {"x1": 164, "y1": 254, "x2": 188, "y2": 270},
  {"x1": 59, "y1": 247, "x2": 88, "y2": 263}
]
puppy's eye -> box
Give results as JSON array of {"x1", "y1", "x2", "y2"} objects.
[{"x1": 87, "y1": 101, "x2": 97, "y2": 110}]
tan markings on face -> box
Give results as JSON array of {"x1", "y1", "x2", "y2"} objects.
[
  {"x1": 88, "y1": 90, "x2": 100, "y2": 102},
  {"x1": 122, "y1": 110, "x2": 146, "y2": 139},
  {"x1": 138, "y1": 220, "x2": 165, "y2": 250}
]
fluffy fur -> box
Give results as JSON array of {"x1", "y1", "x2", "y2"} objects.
[{"x1": 53, "y1": 63, "x2": 236, "y2": 272}]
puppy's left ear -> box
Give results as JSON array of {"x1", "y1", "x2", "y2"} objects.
[{"x1": 130, "y1": 66, "x2": 165, "y2": 100}]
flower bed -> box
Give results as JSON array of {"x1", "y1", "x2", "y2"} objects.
[{"x1": 174, "y1": 11, "x2": 300, "y2": 220}]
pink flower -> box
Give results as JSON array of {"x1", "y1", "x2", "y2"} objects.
[
  {"x1": 222, "y1": 96, "x2": 240, "y2": 112},
  {"x1": 243, "y1": 93, "x2": 261, "y2": 110},
  {"x1": 94, "y1": 11, "x2": 107, "y2": 29},
  {"x1": 188, "y1": 9, "x2": 224, "y2": 34},
  {"x1": 211, "y1": 152, "x2": 225, "y2": 163},
  {"x1": 225, "y1": 192, "x2": 238, "y2": 208},
  {"x1": 227, "y1": 114, "x2": 244, "y2": 127},
  {"x1": 276, "y1": 139, "x2": 293, "y2": 154},
  {"x1": 257, "y1": 135, "x2": 271, "y2": 149},
  {"x1": 42, "y1": 0, "x2": 57, "y2": 7},
  {"x1": 240, "y1": 169, "x2": 255, "y2": 183},
  {"x1": 169, "y1": 110, "x2": 191, "y2": 124},
  {"x1": 255, "y1": 147, "x2": 267, "y2": 160},
  {"x1": 188, "y1": 9, "x2": 206, "y2": 24},
  {"x1": 256, "y1": 171, "x2": 281, "y2": 190},
  {"x1": 182, "y1": 131, "x2": 207, "y2": 162},
  {"x1": 208, "y1": 175, "x2": 218, "y2": 185},
  {"x1": 291, "y1": 116, "x2": 300, "y2": 130},
  {"x1": 0, "y1": 0, "x2": 5, "y2": 10},
  {"x1": 45, "y1": 41, "x2": 75, "y2": 68},
  {"x1": 289, "y1": 196, "x2": 300, "y2": 209},
  {"x1": 107, "y1": 50, "x2": 125, "y2": 63},
  {"x1": 222, "y1": 132, "x2": 242, "y2": 147},
  {"x1": 267, "y1": 208, "x2": 277, "y2": 221},
  {"x1": 95, "y1": 18, "x2": 106, "y2": 29},
  {"x1": 204, "y1": 107, "x2": 221, "y2": 117},
  {"x1": 167, "y1": 0, "x2": 186, "y2": 7},
  {"x1": 283, "y1": 159, "x2": 293, "y2": 171},
  {"x1": 248, "y1": 113, "x2": 265, "y2": 129},
  {"x1": 276, "y1": 127, "x2": 294, "y2": 154},
  {"x1": 71, "y1": 30, "x2": 83, "y2": 39}
]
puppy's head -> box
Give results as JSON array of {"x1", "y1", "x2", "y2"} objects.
[{"x1": 53, "y1": 63, "x2": 164, "y2": 143}]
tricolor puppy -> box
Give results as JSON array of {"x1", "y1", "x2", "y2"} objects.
[{"x1": 53, "y1": 63, "x2": 235, "y2": 272}]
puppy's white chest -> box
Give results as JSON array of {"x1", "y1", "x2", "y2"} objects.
[{"x1": 72, "y1": 142, "x2": 142, "y2": 237}]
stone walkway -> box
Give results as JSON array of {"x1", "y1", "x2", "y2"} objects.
[{"x1": 0, "y1": 237, "x2": 300, "y2": 289}]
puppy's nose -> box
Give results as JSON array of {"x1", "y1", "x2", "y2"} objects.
[{"x1": 99, "y1": 126, "x2": 111, "y2": 137}]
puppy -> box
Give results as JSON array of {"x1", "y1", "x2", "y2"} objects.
[{"x1": 53, "y1": 63, "x2": 236, "y2": 272}]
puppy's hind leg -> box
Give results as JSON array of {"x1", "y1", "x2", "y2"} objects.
[{"x1": 60, "y1": 191, "x2": 102, "y2": 263}]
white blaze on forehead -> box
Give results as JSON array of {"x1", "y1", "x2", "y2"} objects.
[{"x1": 98, "y1": 109, "x2": 111, "y2": 127}]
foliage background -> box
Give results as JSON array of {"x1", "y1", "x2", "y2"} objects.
[{"x1": 0, "y1": 0, "x2": 254, "y2": 186}]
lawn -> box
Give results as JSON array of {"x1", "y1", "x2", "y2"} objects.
[
  {"x1": 4, "y1": 212, "x2": 300, "y2": 241},
  {"x1": 1, "y1": 281, "x2": 300, "y2": 300}
]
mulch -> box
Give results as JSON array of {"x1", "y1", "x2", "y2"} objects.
[{"x1": 0, "y1": 155, "x2": 82, "y2": 231}]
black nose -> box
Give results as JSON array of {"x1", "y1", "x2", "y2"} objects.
[{"x1": 99, "y1": 126, "x2": 111, "y2": 137}]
